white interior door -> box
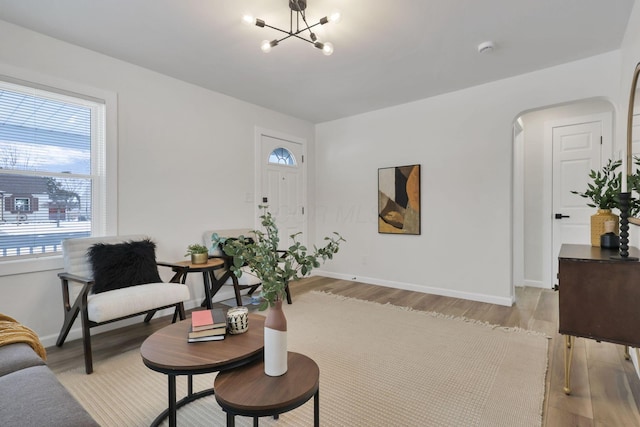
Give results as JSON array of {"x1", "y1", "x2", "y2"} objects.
[
  {"x1": 259, "y1": 133, "x2": 305, "y2": 249},
  {"x1": 551, "y1": 118, "x2": 608, "y2": 285}
]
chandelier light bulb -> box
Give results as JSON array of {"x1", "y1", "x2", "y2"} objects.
[
  {"x1": 242, "y1": 14, "x2": 255, "y2": 25},
  {"x1": 261, "y1": 40, "x2": 272, "y2": 53},
  {"x1": 329, "y1": 11, "x2": 341, "y2": 24},
  {"x1": 261, "y1": 39, "x2": 278, "y2": 53},
  {"x1": 322, "y1": 42, "x2": 334, "y2": 56}
]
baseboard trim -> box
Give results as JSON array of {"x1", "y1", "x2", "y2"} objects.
[
  {"x1": 523, "y1": 279, "x2": 548, "y2": 289},
  {"x1": 312, "y1": 270, "x2": 514, "y2": 307}
]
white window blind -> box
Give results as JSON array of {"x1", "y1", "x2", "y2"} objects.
[{"x1": 0, "y1": 79, "x2": 106, "y2": 259}]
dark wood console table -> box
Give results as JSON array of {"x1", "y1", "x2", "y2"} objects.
[{"x1": 558, "y1": 244, "x2": 640, "y2": 394}]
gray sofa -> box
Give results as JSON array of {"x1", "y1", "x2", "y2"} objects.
[{"x1": 0, "y1": 342, "x2": 98, "y2": 426}]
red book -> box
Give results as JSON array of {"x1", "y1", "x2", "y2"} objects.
[{"x1": 191, "y1": 308, "x2": 227, "y2": 332}]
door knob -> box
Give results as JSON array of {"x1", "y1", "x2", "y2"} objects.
[{"x1": 555, "y1": 213, "x2": 570, "y2": 219}]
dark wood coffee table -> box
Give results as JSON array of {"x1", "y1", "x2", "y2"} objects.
[
  {"x1": 214, "y1": 352, "x2": 319, "y2": 426},
  {"x1": 140, "y1": 313, "x2": 264, "y2": 427}
]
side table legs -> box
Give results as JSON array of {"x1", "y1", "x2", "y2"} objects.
[
  {"x1": 224, "y1": 390, "x2": 319, "y2": 427},
  {"x1": 314, "y1": 389, "x2": 319, "y2": 426},
  {"x1": 563, "y1": 335, "x2": 575, "y2": 395}
]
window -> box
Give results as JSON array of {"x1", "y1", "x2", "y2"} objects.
[
  {"x1": 14, "y1": 197, "x2": 31, "y2": 212},
  {"x1": 0, "y1": 79, "x2": 106, "y2": 259},
  {"x1": 268, "y1": 147, "x2": 296, "y2": 166}
]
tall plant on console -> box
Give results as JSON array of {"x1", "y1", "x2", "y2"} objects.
[
  {"x1": 571, "y1": 159, "x2": 622, "y2": 246},
  {"x1": 223, "y1": 206, "x2": 344, "y2": 376}
]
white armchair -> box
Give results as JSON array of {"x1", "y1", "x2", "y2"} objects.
[{"x1": 56, "y1": 234, "x2": 190, "y2": 374}]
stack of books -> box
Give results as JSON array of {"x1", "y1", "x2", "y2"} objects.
[{"x1": 188, "y1": 308, "x2": 227, "y2": 343}]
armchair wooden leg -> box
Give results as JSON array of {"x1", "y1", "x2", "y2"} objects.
[
  {"x1": 144, "y1": 310, "x2": 158, "y2": 323},
  {"x1": 56, "y1": 305, "x2": 80, "y2": 347},
  {"x1": 285, "y1": 283, "x2": 292, "y2": 305},
  {"x1": 173, "y1": 303, "x2": 186, "y2": 322},
  {"x1": 233, "y1": 286, "x2": 244, "y2": 307},
  {"x1": 80, "y1": 308, "x2": 93, "y2": 374}
]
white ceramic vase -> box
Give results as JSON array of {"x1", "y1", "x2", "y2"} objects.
[{"x1": 264, "y1": 299, "x2": 287, "y2": 376}]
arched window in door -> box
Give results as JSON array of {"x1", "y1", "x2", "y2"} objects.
[{"x1": 268, "y1": 147, "x2": 296, "y2": 166}]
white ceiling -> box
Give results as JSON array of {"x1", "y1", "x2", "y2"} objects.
[{"x1": 0, "y1": 0, "x2": 634, "y2": 123}]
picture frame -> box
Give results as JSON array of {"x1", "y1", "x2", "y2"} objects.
[{"x1": 378, "y1": 164, "x2": 421, "y2": 235}]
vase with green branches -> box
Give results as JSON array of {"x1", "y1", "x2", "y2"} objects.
[{"x1": 223, "y1": 205, "x2": 344, "y2": 376}]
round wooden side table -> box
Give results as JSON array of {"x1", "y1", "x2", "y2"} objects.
[
  {"x1": 171, "y1": 258, "x2": 224, "y2": 309},
  {"x1": 214, "y1": 352, "x2": 319, "y2": 427}
]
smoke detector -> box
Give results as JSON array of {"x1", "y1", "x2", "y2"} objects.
[{"x1": 477, "y1": 41, "x2": 495, "y2": 54}]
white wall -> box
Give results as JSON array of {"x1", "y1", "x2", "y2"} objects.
[
  {"x1": 314, "y1": 52, "x2": 621, "y2": 306},
  {"x1": 0, "y1": 19, "x2": 315, "y2": 346}
]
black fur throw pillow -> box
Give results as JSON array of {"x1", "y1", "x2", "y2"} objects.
[{"x1": 87, "y1": 239, "x2": 162, "y2": 294}]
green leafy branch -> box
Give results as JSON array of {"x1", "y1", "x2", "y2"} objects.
[
  {"x1": 571, "y1": 159, "x2": 622, "y2": 210},
  {"x1": 223, "y1": 206, "x2": 345, "y2": 311},
  {"x1": 572, "y1": 157, "x2": 640, "y2": 217}
]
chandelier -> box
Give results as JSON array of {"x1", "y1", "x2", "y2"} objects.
[{"x1": 242, "y1": 0, "x2": 341, "y2": 56}]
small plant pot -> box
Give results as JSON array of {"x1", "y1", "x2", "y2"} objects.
[{"x1": 190, "y1": 253, "x2": 208, "y2": 264}]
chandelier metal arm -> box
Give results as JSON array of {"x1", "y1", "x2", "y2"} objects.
[
  {"x1": 270, "y1": 32, "x2": 318, "y2": 47},
  {"x1": 263, "y1": 23, "x2": 296, "y2": 37},
  {"x1": 295, "y1": 7, "x2": 316, "y2": 40},
  {"x1": 263, "y1": 21, "x2": 322, "y2": 44}
]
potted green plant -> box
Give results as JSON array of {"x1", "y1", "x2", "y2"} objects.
[
  {"x1": 571, "y1": 159, "x2": 621, "y2": 246},
  {"x1": 185, "y1": 243, "x2": 209, "y2": 265},
  {"x1": 223, "y1": 206, "x2": 344, "y2": 376}
]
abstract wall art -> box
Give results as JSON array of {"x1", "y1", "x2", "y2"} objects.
[{"x1": 378, "y1": 164, "x2": 421, "y2": 234}]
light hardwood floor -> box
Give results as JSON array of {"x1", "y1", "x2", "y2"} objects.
[{"x1": 46, "y1": 276, "x2": 640, "y2": 426}]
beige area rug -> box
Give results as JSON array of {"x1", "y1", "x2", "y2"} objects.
[{"x1": 56, "y1": 291, "x2": 548, "y2": 426}]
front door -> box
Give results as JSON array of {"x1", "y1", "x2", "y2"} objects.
[{"x1": 259, "y1": 133, "x2": 305, "y2": 249}]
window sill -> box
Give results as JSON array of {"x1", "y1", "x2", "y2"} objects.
[{"x1": 0, "y1": 255, "x2": 63, "y2": 277}]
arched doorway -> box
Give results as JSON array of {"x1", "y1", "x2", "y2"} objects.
[{"x1": 513, "y1": 98, "x2": 616, "y2": 290}]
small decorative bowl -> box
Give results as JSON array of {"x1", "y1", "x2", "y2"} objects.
[{"x1": 226, "y1": 306, "x2": 249, "y2": 334}]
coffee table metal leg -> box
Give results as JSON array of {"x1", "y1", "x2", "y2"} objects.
[
  {"x1": 314, "y1": 389, "x2": 319, "y2": 427},
  {"x1": 168, "y1": 374, "x2": 177, "y2": 427},
  {"x1": 226, "y1": 411, "x2": 235, "y2": 427}
]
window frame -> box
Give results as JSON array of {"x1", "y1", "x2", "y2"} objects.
[
  {"x1": 13, "y1": 197, "x2": 32, "y2": 213},
  {"x1": 0, "y1": 68, "x2": 117, "y2": 276},
  {"x1": 268, "y1": 147, "x2": 297, "y2": 166}
]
